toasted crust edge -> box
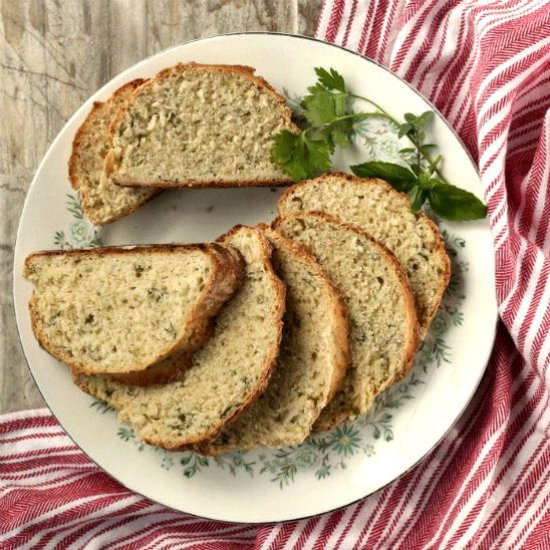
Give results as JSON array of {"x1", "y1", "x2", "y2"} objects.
[
  {"x1": 114, "y1": 177, "x2": 294, "y2": 189},
  {"x1": 277, "y1": 171, "x2": 452, "y2": 338},
  {"x1": 106, "y1": 63, "x2": 299, "y2": 189},
  {"x1": 273, "y1": 210, "x2": 420, "y2": 433},
  {"x1": 24, "y1": 243, "x2": 244, "y2": 382},
  {"x1": 68, "y1": 78, "x2": 160, "y2": 225}
]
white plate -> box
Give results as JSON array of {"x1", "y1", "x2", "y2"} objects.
[{"x1": 13, "y1": 33, "x2": 498, "y2": 523}]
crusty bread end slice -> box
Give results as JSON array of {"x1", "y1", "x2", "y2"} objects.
[
  {"x1": 69, "y1": 80, "x2": 158, "y2": 225},
  {"x1": 274, "y1": 211, "x2": 419, "y2": 432},
  {"x1": 73, "y1": 225, "x2": 286, "y2": 450},
  {"x1": 24, "y1": 243, "x2": 244, "y2": 382},
  {"x1": 199, "y1": 224, "x2": 349, "y2": 455},
  {"x1": 106, "y1": 63, "x2": 299, "y2": 189}
]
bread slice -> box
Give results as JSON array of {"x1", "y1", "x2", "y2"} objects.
[
  {"x1": 73, "y1": 226, "x2": 286, "y2": 450},
  {"x1": 69, "y1": 80, "x2": 158, "y2": 224},
  {"x1": 199, "y1": 225, "x2": 349, "y2": 455},
  {"x1": 105, "y1": 63, "x2": 298, "y2": 189},
  {"x1": 277, "y1": 172, "x2": 451, "y2": 337},
  {"x1": 275, "y1": 212, "x2": 418, "y2": 431},
  {"x1": 23, "y1": 243, "x2": 244, "y2": 383}
]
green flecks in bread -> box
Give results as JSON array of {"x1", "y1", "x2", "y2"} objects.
[
  {"x1": 106, "y1": 63, "x2": 299, "y2": 188},
  {"x1": 275, "y1": 212, "x2": 418, "y2": 431},
  {"x1": 24, "y1": 243, "x2": 244, "y2": 383},
  {"x1": 277, "y1": 172, "x2": 451, "y2": 337},
  {"x1": 199, "y1": 225, "x2": 349, "y2": 455},
  {"x1": 73, "y1": 226, "x2": 286, "y2": 449}
]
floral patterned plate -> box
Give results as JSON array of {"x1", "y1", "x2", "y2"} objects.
[{"x1": 13, "y1": 33, "x2": 498, "y2": 523}]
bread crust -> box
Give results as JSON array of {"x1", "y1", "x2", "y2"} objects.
[
  {"x1": 105, "y1": 63, "x2": 299, "y2": 189},
  {"x1": 24, "y1": 243, "x2": 244, "y2": 383},
  {"x1": 277, "y1": 171, "x2": 451, "y2": 338},
  {"x1": 68, "y1": 79, "x2": 159, "y2": 225},
  {"x1": 273, "y1": 211, "x2": 419, "y2": 432}
]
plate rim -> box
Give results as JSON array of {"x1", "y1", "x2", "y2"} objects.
[{"x1": 12, "y1": 31, "x2": 499, "y2": 524}]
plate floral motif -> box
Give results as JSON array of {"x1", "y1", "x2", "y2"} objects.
[{"x1": 53, "y1": 192, "x2": 102, "y2": 249}]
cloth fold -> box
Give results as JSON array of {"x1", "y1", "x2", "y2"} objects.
[{"x1": 3, "y1": 1, "x2": 550, "y2": 548}]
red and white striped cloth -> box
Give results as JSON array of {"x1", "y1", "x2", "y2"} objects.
[{"x1": 3, "y1": 1, "x2": 550, "y2": 548}]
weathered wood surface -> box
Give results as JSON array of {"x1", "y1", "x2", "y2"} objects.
[{"x1": 0, "y1": 0, "x2": 322, "y2": 414}]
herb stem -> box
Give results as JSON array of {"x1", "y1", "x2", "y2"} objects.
[
  {"x1": 350, "y1": 94, "x2": 392, "y2": 118},
  {"x1": 351, "y1": 93, "x2": 450, "y2": 185}
]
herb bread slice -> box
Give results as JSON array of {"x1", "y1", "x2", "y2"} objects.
[
  {"x1": 277, "y1": 172, "x2": 451, "y2": 337},
  {"x1": 105, "y1": 63, "x2": 298, "y2": 189},
  {"x1": 200, "y1": 225, "x2": 349, "y2": 455},
  {"x1": 73, "y1": 226, "x2": 286, "y2": 450},
  {"x1": 69, "y1": 80, "x2": 158, "y2": 224},
  {"x1": 275, "y1": 212, "x2": 418, "y2": 431},
  {"x1": 23, "y1": 243, "x2": 244, "y2": 383}
]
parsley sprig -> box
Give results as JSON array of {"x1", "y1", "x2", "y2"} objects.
[{"x1": 271, "y1": 67, "x2": 487, "y2": 221}]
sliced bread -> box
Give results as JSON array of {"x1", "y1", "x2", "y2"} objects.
[
  {"x1": 105, "y1": 63, "x2": 298, "y2": 189},
  {"x1": 277, "y1": 172, "x2": 451, "y2": 337},
  {"x1": 23, "y1": 243, "x2": 244, "y2": 382},
  {"x1": 73, "y1": 225, "x2": 286, "y2": 450},
  {"x1": 275, "y1": 212, "x2": 418, "y2": 431},
  {"x1": 200, "y1": 225, "x2": 349, "y2": 455},
  {"x1": 69, "y1": 80, "x2": 158, "y2": 224}
]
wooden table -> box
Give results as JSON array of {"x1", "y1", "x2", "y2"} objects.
[{"x1": 0, "y1": 0, "x2": 322, "y2": 414}]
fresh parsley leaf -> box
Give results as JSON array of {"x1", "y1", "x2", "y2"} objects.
[
  {"x1": 330, "y1": 117, "x2": 353, "y2": 149},
  {"x1": 301, "y1": 86, "x2": 341, "y2": 127},
  {"x1": 271, "y1": 130, "x2": 331, "y2": 181},
  {"x1": 315, "y1": 67, "x2": 346, "y2": 92},
  {"x1": 351, "y1": 162, "x2": 416, "y2": 192},
  {"x1": 429, "y1": 182, "x2": 487, "y2": 220},
  {"x1": 300, "y1": 81, "x2": 353, "y2": 151}
]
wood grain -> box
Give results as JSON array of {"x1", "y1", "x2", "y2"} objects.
[{"x1": 0, "y1": 0, "x2": 321, "y2": 413}]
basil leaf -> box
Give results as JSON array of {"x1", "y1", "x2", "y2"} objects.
[
  {"x1": 409, "y1": 185, "x2": 427, "y2": 212},
  {"x1": 398, "y1": 123, "x2": 413, "y2": 138},
  {"x1": 429, "y1": 182, "x2": 487, "y2": 221},
  {"x1": 351, "y1": 161, "x2": 417, "y2": 192}
]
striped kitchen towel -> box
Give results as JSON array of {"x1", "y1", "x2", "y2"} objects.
[{"x1": 3, "y1": 1, "x2": 550, "y2": 548}]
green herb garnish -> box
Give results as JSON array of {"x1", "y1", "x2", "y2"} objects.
[{"x1": 271, "y1": 67, "x2": 487, "y2": 221}]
